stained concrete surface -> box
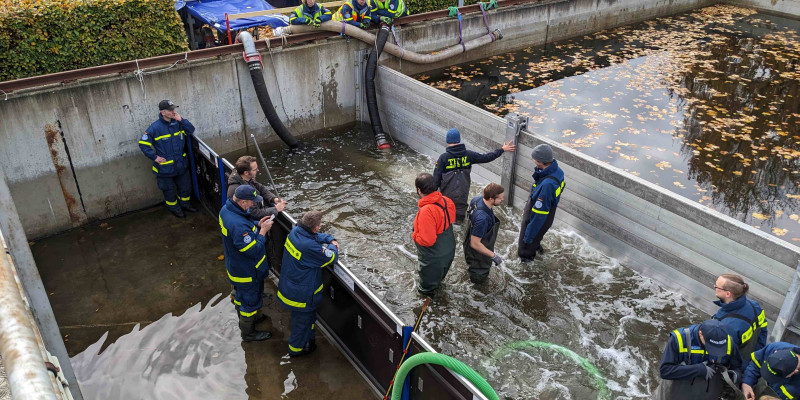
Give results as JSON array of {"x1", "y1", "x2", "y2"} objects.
[{"x1": 30, "y1": 205, "x2": 373, "y2": 399}]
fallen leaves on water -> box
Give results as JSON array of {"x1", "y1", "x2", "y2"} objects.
[
  {"x1": 752, "y1": 213, "x2": 770, "y2": 220},
  {"x1": 773, "y1": 227, "x2": 789, "y2": 236}
]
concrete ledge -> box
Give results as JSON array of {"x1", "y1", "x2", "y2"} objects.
[{"x1": 723, "y1": 0, "x2": 800, "y2": 18}]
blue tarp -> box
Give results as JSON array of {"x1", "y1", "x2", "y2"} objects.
[{"x1": 178, "y1": 0, "x2": 289, "y2": 33}]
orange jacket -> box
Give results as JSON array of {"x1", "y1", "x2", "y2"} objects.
[{"x1": 412, "y1": 191, "x2": 456, "y2": 247}]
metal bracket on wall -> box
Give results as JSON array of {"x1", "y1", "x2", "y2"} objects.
[
  {"x1": 500, "y1": 113, "x2": 528, "y2": 205},
  {"x1": 354, "y1": 49, "x2": 371, "y2": 123}
]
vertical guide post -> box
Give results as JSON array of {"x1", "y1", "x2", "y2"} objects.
[
  {"x1": 401, "y1": 326, "x2": 413, "y2": 400},
  {"x1": 225, "y1": 13, "x2": 232, "y2": 45},
  {"x1": 500, "y1": 113, "x2": 527, "y2": 206},
  {"x1": 770, "y1": 260, "x2": 800, "y2": 343},
  {"x1": 186, "y1": 135, "x2": 201, "y2": 201},
  {"x1": 0, "y1": 167, "x2": 83, "y2": 400},
  {"x1": 218, "y1": 157, "x2": 228, "y2": 207}
]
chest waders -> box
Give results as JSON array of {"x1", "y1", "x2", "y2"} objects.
[
  {"x1": 463, "y1": 203, "x2": 500, "y2": 284},
  {"x1": 654, "y1": 328, "x2": 725, "y2": 400},
  {"x1": 415, "y1": 199, "x2": 456, "y2": 294},
  {"x1": 440, "y1": 162, "x2": 471, "y2": 223}
]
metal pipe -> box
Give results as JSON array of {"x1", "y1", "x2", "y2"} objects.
[
  {"x1": 249, "y1": 133, "x2": 282, "y2": 198},
  {"x1": 0, "y1": 238, "x2": 59, "y2": 400}
]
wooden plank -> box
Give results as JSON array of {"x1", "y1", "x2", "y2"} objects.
[{"x1": 229, "y1": 1, "x2": 346, "y2": 19}]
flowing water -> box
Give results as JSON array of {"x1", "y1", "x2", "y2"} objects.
[
  {"x1": 73, "y1": 126, "x2": 707, "y2": 399},
  {"x1": 416, "y1": 4, "x2": 800, "y2": 244}
]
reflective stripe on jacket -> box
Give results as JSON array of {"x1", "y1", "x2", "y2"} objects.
[
  {"x1": 371, "y1": 0, "x2": 407, "y2": 18},
  {"x1": 219, "y1": 199, "x2": 268, "y2": 287},
  {"x1": 289, "y1": 3, "x2": 332, "y2": 25},
  {"x1": 333, "y1": 0, "x2": 373, "y2": 26},
  {"x1": 713, "y1": 295, "x2": 768, "y2": 366},
  {"x1": 659, "y1": 324, "x2": 741, "y2": 381},
  {"x1": 277, "y1": 224, "x2": 338, "y2": 311},
  {"x1": 743, "y1": 342, "x2": 800, "y2": 399},
  {"x1": 522, "y1": 160, "x2": 565, "y2": 243},
  {"x1": 139, "y1": 116, "x2": 195, "y2": 177}
]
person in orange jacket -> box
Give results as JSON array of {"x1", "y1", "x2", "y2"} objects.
[{"x1": 412, "y1": 173, "x2": 456, "y2": 297}]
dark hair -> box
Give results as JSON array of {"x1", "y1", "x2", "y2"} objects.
[
  {"x1": 235, "y1": 156, "x2": 257, "y2": 176},
  {"x1": 415, "y1": 173, "x2": 436, "y2": 196},
  {"x1": 720, "y1": 274, "x2": 749, "y2": 298},
  {"x1": 301, "y1": 210, "x2": 323, "y2": 229},
  {"x1": 483, "y1": 183, "x2": 504, "y2": 200}
]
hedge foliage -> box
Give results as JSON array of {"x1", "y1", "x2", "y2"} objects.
[
  {"x1": 406, "y1": 0, "x2": 483, "y2": 15},
  {"x1": 0, "y1": 0, "x2": 188, "y2": 81}
]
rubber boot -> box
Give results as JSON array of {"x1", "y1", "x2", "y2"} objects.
[
  {"x1": 239, "y1": 315, "x2": 272, "y2": 342},
  {"x1": 254, "y1": 310, "x2": 267, "y2": 324},
  {"x1": 289, "y1": 339, "x2": 318, "y2": 358}
]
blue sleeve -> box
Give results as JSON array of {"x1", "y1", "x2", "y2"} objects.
[
  {"x1": 471, "y1": 213, "x2": 490, "y2": 238},
  {"x1": 289, "y1": 8, "x2": 308, "y2": 25},
  {"x1": 433, "y1": 154, "x2": 445, "y2": 190},
  {"x1": 179, "y1": 119, "x2": 195, "y2": 135},
  {"x1": 467, "y1": 148, "x2": 504, "y2": 164},
  {"x1": 743, "y1": 347, "x2": 765, "y2": 387},
  {"x1": 138, "y1": 131, "x2": 157, "y2": 161},
  {"x1": 306, "y1": 242, "x2": 339, "y2": 268},
  {"x1": 319, "y1": 7, "x2": 332, "y2": 22},
  {"x1": 316, "y1": 232, "x2": 336, "y2": 244},
  {"x1": 523, "y1": 183, "x2": 556, "y2": 243},
  {"x1": 231, "y1": 223, "x2": 266, "y2": 259},
  {"x1": 659, "y1": 335, "x2": 706, "y2": 380}
]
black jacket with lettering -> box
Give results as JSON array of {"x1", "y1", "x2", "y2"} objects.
[{"x1": 433, "y1": 143, "x2": 503, "y2": 219}]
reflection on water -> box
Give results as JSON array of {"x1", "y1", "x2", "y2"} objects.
[{"x1": 415, "y1": 4, "x2": 800, "y2": 243}]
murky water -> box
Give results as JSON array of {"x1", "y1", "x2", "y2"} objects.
[{"x1": 416, "y1": 4, "x2": 800, "y2": 244}]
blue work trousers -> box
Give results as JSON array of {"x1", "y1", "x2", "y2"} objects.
[
  {"x1": 288, "y1": 309, "x2": 317, "y2": 354},
  {"x1": 156, "y1": 168, "x2": 192, "y2": 211}
]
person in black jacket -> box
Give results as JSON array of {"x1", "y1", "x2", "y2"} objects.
[
  {"x1": 432, "y1": 128, "x2": 515, "y2": 223},
  {"x1": 226, "y1": 156, "x2": 286, "y2": 219}
]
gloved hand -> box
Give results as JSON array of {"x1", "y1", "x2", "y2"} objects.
[
  {"x1": 491, "y1": 253, "x2": 503, "y2": 265},
  {"x1": 360, "y1": 21, "x2": 370, "y2": 29},
  {"x1": 701, "y1": 362, "x2": 716, "y2": 381},
  {"x1": 312, "y1": 17, "x2": 321, "y2": 28},
  {"x1": 448, "y1": 6, "x2": 459, "y2": 17},
  {"x1": 380, "y1": 16, "x2": 393, "y2": 25}
]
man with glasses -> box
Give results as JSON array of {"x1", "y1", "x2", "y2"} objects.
[
  {"x1": 227, "y1": 156, "x2": 287, "y2": 219},
  {"x1": 713, "y1": 274, "x2": 768, "y2": 371}
]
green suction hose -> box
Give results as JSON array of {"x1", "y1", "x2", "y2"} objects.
[
  {"x1": 390, "y1": 352, "x2": 500, "y2": 400},
  {"x1": 492, "y1": 340, "x2": 611, "y2": 400}
]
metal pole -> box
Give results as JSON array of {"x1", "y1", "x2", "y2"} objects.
[
  {"x1": 770, "y1": 260, "x2": 800, "y2": 343},
  {"x1": 0, "y1": 168, "x2": 82, "y2": 400},
  {"x1": 0, "y1": 236, "x2": 59, "y2": 400},
  {"x1": 249, "y1": 133, "x2": 282, "y2": 199},
  {"x1": 500, "y1": 114, "x2": 526, "y2": 205}
]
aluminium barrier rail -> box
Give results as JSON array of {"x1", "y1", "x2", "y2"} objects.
[{"x1": 189, "y1": 134, "x2": 489, "y2": 399}]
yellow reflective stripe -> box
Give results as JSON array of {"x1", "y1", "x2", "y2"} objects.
[
  {"x1": 239, "y1": 238, "x2": 257, "y2": 252},
  {"x1": 154, "y1": 134, "x2": 171, "y2": 141},
  {"x1": 182, "y1": 153, "x2": 187, "y2": 157},
  {"x1": 758, "y1": 310, "x2": 768, "y2": 327},
  {"x1": 751, "y1": 352, "x2": 762, "y2": 368},
  {"x1": 289, "y1": 344, "x2": 304, "y2": 352},
  {"x1": 277, "y1": 290, "x2": 306, "y2": 308},
  {"x1": 531, "y1": 208, "x2": 550, "y2": 215},
  {"x1": 254, "y1": 255, "x2": 266, "y2": 269},
  {"x1": 690, "y1": 349, "x2": 707, "y2": 354},
  {"x1": 555, "y1": 180, "x2": 565, "y2": 197},
  {"x1": 138, "y1": 140, "x2": 153, "y2": 147},
  {"x1": 152, "y1": 166, "x2": 159, "y2": 173},
  {"x1": 166, "y1": 199, "x2": 178, "y2": 206},
  {"x1": 180, "y1": 196, "x2": 190, "y2": 201},
  {"x1": 284, "y1": 238, "x2": 302, "y2": 260},
  {"x1": 320, "y1": 251, "x2": 335, "y2": 268},
  {"x1": 227, "y1": 270, "x2": 253, "y2": 283},
  {"x1": 252, "y1": 226, "x2": 256, "y2": 232},
  {"x1": 727, "y1": 335, "x2": 732, "y2": 355},
  {"x1": 674, "y1": 329, "x2": 687, "y2": 353},
  {"x1": 160, "y1": 160, "x2": 174, "y2": 165},
  {"x1": 742, "y1": 325, "x2": 754, "y2": 344},
  {"x1": 219, "y1": 215, "x2": 228, "y2": 236},
  {"x1": 314, "y1": 283, "x2": 324, "y2": 294},
  {"x1": 173, "y1": 130, "x2": 183, "y2": 136},
  {"x1": 782, "y1": 385, "x2": 795, "y2": 399},
  {"x1": 239, "y1": 309, "x2": 258, "y2": 317},
  {"x1": 233, "y1": 299, "x2": 241, "y2": 305},
  {"x1": 768, "y1": 362, "x2": 778, "y2": 375}
]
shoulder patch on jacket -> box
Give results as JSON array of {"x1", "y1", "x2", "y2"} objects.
[
  {"x1": 244, "y1": 234, "x2": 252, "y2": 244},
  {"x1": 534, "y1": 200, "x2": 543, "y2": 209},
  {"x1": 141, "y1": 133, "x2": 148, "y2": 140}
]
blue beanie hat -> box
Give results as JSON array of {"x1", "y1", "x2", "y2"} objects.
[{"x1": 446, "y1": 128, "x2": 461, "y2": 144}]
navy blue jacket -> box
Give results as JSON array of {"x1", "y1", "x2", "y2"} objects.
[
  {"x1": 468, "y1": 196, "x2": 495, "y2": 239},
  {"x1": 278, "y1": 224, "x2": 338, "y2": 312},
  {"x1": 743, "y1": 342, "x2": 800, "y2": 399},
  {"x1": 139, "y1": 116, "x2": 195, "y2": 177},
  {"x1": 523, "y1": 160, "x2": 565, "y2": 243},
  {"x1": 289, "y1": 3, "x2": 332, "y2": 25},
  {"x1": 660, "y1": 324, "x2": 742, "y2": 381},
  {"x1": 219, "y1": 199, "x2": 268, "y2": 287},
  {"x1": 713, "y1": 296, "x2": 767, "y2": 367},
  {"x1": 433, "y1": 144, "x2": 503, "y2": 190}
]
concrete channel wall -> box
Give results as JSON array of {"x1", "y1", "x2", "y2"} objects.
[
  {"x1": 375, "y1": 65, "x2": 800, "y2": 320},
  {"x1": 724, "y1": 0, "x2": 800, "y2": 18}
]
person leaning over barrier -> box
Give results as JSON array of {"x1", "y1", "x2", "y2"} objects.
[
  {"x1": 227, "y1": 156, "x2": 286, "y2": 219},
  {"x1": 278, "y1": 210, "x2": 339, "y2": 357},
  {"x1": 656, "y1": 319, "x2": 743, "y2": 400},
  {"x1": 370, "y1": 0, "x2": 408, "y2": 24},
  {"x1": 289, "y1": 0, "x2": 332, "y2": 27},
  {"x1": 333, "y1": 0, "x2": 373, "y2": 29},
  {"x1": 742, "y1": 343, "x2": 800, "y2": 400},
  {"x1": 713, "y1": 273, "x2": 768, "y2": 371},
  {"x1": 219, "y1": 185, "x2": 274, "y2": 342},
  {"x1": 518, "y1": 143, "x2": 565, "y2": 262},
  {"x1": 412, "y1": 173, "x2": 456, "y2": 297},
  {"x1": 463, "y1": 183, "x2": 505, "y2": 284},
  {"x1": 138, "y1": 100, "x2": 197, "y2": 218},
  {"x1": 433, "y1": 128, "x2": 515, "y2": 224}
]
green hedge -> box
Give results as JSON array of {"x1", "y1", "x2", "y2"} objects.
[
  {"x1": 406, "y1": 0, "x2": 483, "y2": 15},
  {"x1": 0, "y1": 0, "x2": 188, "y2": 81}
]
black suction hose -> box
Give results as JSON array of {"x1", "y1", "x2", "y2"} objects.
[
  {"x1": 238, "y1": 32, "x2": 299, "y2": 149},
  {"x1": 365, "y1": 23, "x2": 391, "y2": 150}
]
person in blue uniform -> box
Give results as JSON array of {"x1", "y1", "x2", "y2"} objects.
[
  {"x1": 463, "y1": 183, "x2": 505, "y2": 284},
  {"x1": 518, "y1": 144, "x2": 564, "y2": 262},
  {"x1": 289, "y1": 0, "x2": 332, "y2": 26},
  {"x1": 370, "y1": 0, "x2": 408, "y2": 22},
  {"x1": 219, "y1": 185, "x2": 274, "y2": 342},
  {"x1": 138, "y1": 100, "x2": 197, "y2": 218},
  {"x1": 713, "y1": 273, "x2": 768, "y2": 371},
  {"x1": 742, "y1": 343, "x2": 800, "y2": 400},
  {"x1": 656, "y1": 319, "x2": 743, "y2": 400},
  {"x1": 333, "y1": 0, "x2": 373, "y2": 28},
  {"x1": 278, "y1": 210, "x2": 339, "y2": 357}
]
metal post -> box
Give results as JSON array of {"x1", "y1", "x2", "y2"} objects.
[
  {"x1": 770, "y1": 260, "x2": 800, "y2": 343},
  {"x1": 0, "y1": 168, "x2": 82, "y2": 400},
  {"x1": 500, "y1": 114, "x2": 527, "y2": 205}
]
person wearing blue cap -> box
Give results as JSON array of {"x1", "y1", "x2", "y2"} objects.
[
  {"x1": 742, "y1": 343, "x2": 800, "y2": 400},
  {"x1": 518, "y1": 143, "x2": 565, "y2": 262},
  {"x1": 432, "y1": 128, "x2": 515, "y2": 224},
  {"x1": 139, "y1": 100, "x2": 197, "y2": 218},
  {"x1": 656, "y1": 319, "x2": 743, "y2": 399},
  {"x1": 219, "y1": 184, "x2": 275, "y2": 342},
  {"x1": 277, "y1": 210, "x2": 340, "y2": 357}
]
